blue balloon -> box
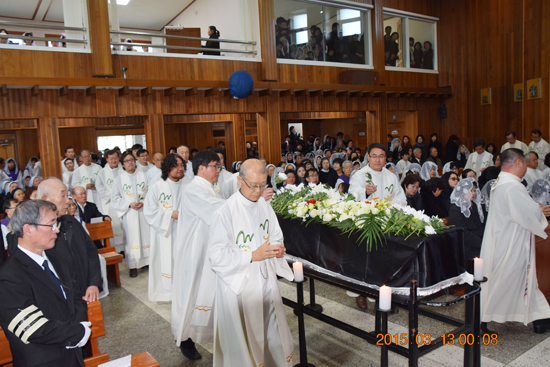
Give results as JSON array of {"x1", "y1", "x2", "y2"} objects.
[{"x1": 229, "y1": 71, "x2": 254, "y2": 99}]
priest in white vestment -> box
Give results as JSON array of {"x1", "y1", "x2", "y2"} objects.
[
  {"x1": 209, "y1": 159, "x2": 294, "y2": 367},
  {"x1": 177, "y1": 145, "x2": 195, "y2": 179},
  {"x1": 349, "y1": 143, "x2": 406, "y2": 206},
  {"x1": 136, "y1": 149, "x2": 155, "y2": 173},
  {"x1": 213, "y1": 149, "x2": 232, "y2": 195},
  {"x1": 72, "y1": 150, "x2": 102, "y2": 205},
  {"x1": 144, "y1": 153, "x2": 191, "y2": 302},
  {"x1": 61, "y1": 146, "x2": 78, "y2": 174},
  {"x1": 500, "y1": 131, "x2": 529, "y2": 154},
  {"x1": 523, "y1": 152, "x2": 543, "y2": 188},
  {"x1": 95, "y1": 150, "x2": 124, "y2": 251},
  {"x1": 147, "y1": 152, "x2": 164, "y2": 183},
  {"x1": 171, "y1": 149, "x2": 225, "y2": 360},
  {"x1": 529, "y1": 130, "x2": 550, "y2": 170},
  {"x1": 62, "y1": 159, "x2": 75, "y2": 188},
  {"x1": 111, "y1": 152, "x2": 150, "y2": 277},
  {"x1": 465, "y1": 139, "x2": 494, "y2": 177},
  {"x1": 480, "y1": 148, "x2": 550, "y2": 334}
]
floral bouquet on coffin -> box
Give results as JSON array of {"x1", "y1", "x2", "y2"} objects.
[{"x1": 270, "y1": 183, "x2": 448, "y2": 251}]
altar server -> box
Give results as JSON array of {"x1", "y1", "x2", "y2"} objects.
[
  {"x1": 144, "y1": 154, "x2": 191, "y2": 302},
  {"x1": 529, "y1": 129, "x2": 550, "y2": 170},
  {"x1": 213, "y1": 148, "x2": 232, "y2": 195},
  {"x1": 62, "y1": 158, "x2": 75, "y2": 188},
  {"x1": 465, "y1": 139, "x2": 494, "y2": 177},
  {"x1": 61, "y1": 146, "x2": 78, "y2": 174},
  {"x1": 500, "y1": 130, "x2": 529, "y2": 154},
  {"x1": 95, "y1": 150, "x2": 124, "y2": 251},
  {"x1": 209, "y1": 159, "x2": 294, "y2": 367},
  {"x1": 480, "y1": 148, "x2": 550, "y2": 334},
  {"x1": 136, "y1": 149, "x2": 154, "y2": 173},
  {"x1": 111, "y1": 152, "x2": 150, "y2": 278},
  {"x1": 523, "y1": 152, "x2": 543, "y2": 187},
  {"x1": 171, "y1": 149, "x2": 224, "y2": 360},
  {"x1": 349, "y1": 143, "x2": 406, "y2": 206},
  {"x1": 71, "y1": 150, "x2": 101, "y2": 205}
]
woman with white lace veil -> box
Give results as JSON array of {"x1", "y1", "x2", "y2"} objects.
[
  {"x1": 529, "y1": 179, "x2": 550, "y2": 205},
  {"x1": 457, "y1": 144, "x2": 470, "y2": 168},
  {"x1": 312, "y1": 137, "x2": 322, "y2": 152},
  {"x1": 389, "y1": 138, "x2": 402, "y2": 161},
  {"x1": 448, "y1": 178, "x2": 485, "y2": 259},
  {"x1": 385, "y1": 162, "x2": 399, "y2": 180},
  {"x1": 399, "y1": 163, "x2": 422, "y2": 184},
  {"x1": 442, "y1": 161, "x2": 459, "y2": 175},
  {"x1": 420, "y1": 161, "x2": 439, "y2": 181},
  {"x1": 271, "y1": 167, "x2": 286, "y2": 190},
  {"x1": 479, "y1": 178, "x2": 496, "y2": 214}
]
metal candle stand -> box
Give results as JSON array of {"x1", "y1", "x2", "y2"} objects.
[{"x1": 292, "y1": 277, "x2": 316, "y2": 367}]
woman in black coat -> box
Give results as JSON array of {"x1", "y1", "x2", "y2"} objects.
[
  {"x1": 448, "y1": 178, "x2": 485, "y2": 259},
  {"x1": 401, "y1": 174, "x2": 423, "y2": 211},
  {"x1": 318, "y1": 157, "x2": 338, "y2": 188},
  {"x1": 422, "y1": 41, "x2": 434, "y2": 69},
  {"x1": 420, "y1": 177, "x2": 448, "y2": 218},
  {"x1": 202, "y1": 26, "x2": 220, "y2": 56},
  {"x1": 427, "y1": 133, "x2": 443, "y2": 158},
  {"x1": 446, "y1": 134, "x2": 459, "y2": 163},
  {"x1": 412, "y1": 42, "x2": 423, "y2": 69}
]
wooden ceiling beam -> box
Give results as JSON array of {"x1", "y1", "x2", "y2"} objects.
[
  {"x1": 164, "y1": 87, "x2": 176, "y2": 97},
  {"x1": 140, "y1": 86, "x2": 152, "y2": 97},
  {"x1": 323, "y1": 90, "x2": 336, "y2": 97},
  {"x1": 336, "y1": 90, "x2": 350, "y2": 98},
  {"x1": 258, "y1": 88, "x2": 272, "y2": 97},
  {"x1": 59, "y1": 85, "x2": 69, "y2": 97},
  {"x1": 118, "y1": 86, "x2": 130, "y2": 97},
  {"x1": 86, "y1": 86, "x2": 97, "y2": 97},
  {"x1": 309, "y1": 90, "x2": 322, "y2": 97},
  {"x1": 279, "y1": 89, "x2": 294, "y2": 97},
  {"x1": 1, "y1": 85, "x2": 7, "y2": 97},
  {"x1": 294, "y1": 89, "x2": 309, "y2": 97},
  {"x1": 184, "y1": 87, "x2": 197, "y2": 97}
]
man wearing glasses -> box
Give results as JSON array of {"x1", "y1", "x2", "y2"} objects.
[
  {"x1": 71, "y1": 149, "x2": 102, "y2": 206},
  {"x1": 350, "y1": 143, "x2": 406, "y2": 205},
  {"x1": 172, "y1": 149, "x2": 225, "y2": 360},
  {"x1": 0, "y1": 200, "x2": 92, "y2": 367},
  {"x1": 111, "y1": 152, "x2": 150, "y2": 278},
  {"x1": 208, "y1": 159, "x2": 294, "y2": 366}
]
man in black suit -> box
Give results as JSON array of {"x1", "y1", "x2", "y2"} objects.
[
  {"x1": 411, "y1": 147, "x2": 424, "y2": 165},
  {"x1": 0, "y1": 200, "x2": 91, "y2": 367},
  {"x1": 71, "y1": 186, "x2": 111, "y2": 224}
]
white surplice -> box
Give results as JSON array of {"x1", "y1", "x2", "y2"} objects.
[
  {"x1": 111, "y1": 170, "x2": 150, "y2": 269},
  {"x1": 61, "y1": 158, "x2": 77, "y2": 173},
  {"x1": 171, "y1": 176, "x2": 225, "y2": 345},
  {"x1": 144, "y1": 175, "x2": 191, "y2": 302},
  {"x1": 209, "y1": 191, "x2": 294, "y2": 367},
  {"x1": 480, "y1": 171, "x2": 550, "y2": 325},
  {"x1": 349, "y1": 165, "x2": 406, "y2": 205},
  {"x1": 71, "y1": 163, "x2": 102, "y2": 205},
  {"x1": 62, "y1": 171, "x2": 74, "y2": 188},
  {"x1": 523, "y1": 167, "x2": 543, "y2": 188},
  {"x1": 501, "y1": 140, "x2": 529, "y2": 154},
  {"x1": 213, "y1": 168, "x2": 233, "y2": 196},
  {"x1": 96, "y1": 165, "x2": 124, "y2": 250},
  {"x1": 529, "y1": 139, "x2": 550, "y2": 170},
  {"x1": 220, "y1": 172, "x2": 240, "y2": 199},
  {"x1": 147, "y1": 166, "x2": 161, "y2": 183},
  {"x1": 464, "y1": 150, "x2": 494, "y2": 177},
  {"x1": 137, "y1": 161, "x2": 155, "y2": 173}
]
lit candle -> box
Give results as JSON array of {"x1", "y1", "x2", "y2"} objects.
[
  {"x1": 293, "y1": 261, "x2": 304, "y2": 282},
  {"x1": 379, "y1": 285, "x2": 392, "y2": 311},
  {"x1": 474, "y1": 257, "x2": 483, "y2": 281}
]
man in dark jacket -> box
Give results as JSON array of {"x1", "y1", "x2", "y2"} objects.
[
  {"x1": 71, "y1": 186, "x2": 111, "y2": 224},
  {"x1": 0, "y1": 200, "x2": 91, "y2": 367},
  {"x1": 7, "y1": 178, "x2": 103, "y2": 303}
]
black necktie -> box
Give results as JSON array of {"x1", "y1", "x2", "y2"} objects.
[{"x1": 42, "y1": 260, "x2": 65, "y2": 298}]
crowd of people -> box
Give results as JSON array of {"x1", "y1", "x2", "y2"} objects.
[
  {"x1": 275, "y1": 18, "x2": 365, "y2": 64},
  {"x1": 384, "y1": 25, "x2": 434, "y2": 69},
  {"x1": 2, "y1": 126, "x2": 550, "y2": 365}
]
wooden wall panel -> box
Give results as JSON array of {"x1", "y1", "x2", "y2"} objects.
[
  {"x1": 258, "y1": 0, "x2": 278, "y2": 81},
  {"x1": 0, "y1": 51, "x2": 94, "y2": 79},
  {"x1": 37, "y1": 118, "x2": 62, "y2": 179},
  {"x1": 58, "y1": 127, "x2": 98, "y2": 157},
  {"x1": 145, "y1": 115, "x2": 166, "y2": 155},
  {"x1": 15, "y1": 129, "x2": 39, "y2": 169}
]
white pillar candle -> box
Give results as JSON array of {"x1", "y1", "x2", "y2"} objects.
[
  {"x1": 379, "y1": 285, "x2": 392, "y2": 310},
  {"x1": 293, "y1": 261, "x2": 304, "y2": 282},
  {"x1": 474, "y1": 257, "x2": 484, "y2": 281}
]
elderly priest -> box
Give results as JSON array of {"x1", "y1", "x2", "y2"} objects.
[
  {"x1": 0, "y1": 200, "x2": 91, "y2": 367},
  {"x1": 480, "y1": 148, "x2": 550, "y2": 334},
  {"x1": 209, "y1": 159, "x2": 294, "y2": 366}
]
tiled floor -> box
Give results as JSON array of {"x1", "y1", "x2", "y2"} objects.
[{"x1": 97, "y1": 263, "x2": 550, "y2": 366}]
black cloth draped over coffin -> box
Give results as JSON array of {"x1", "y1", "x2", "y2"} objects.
[{"x1": 278, "y1": 215, "x2": 466, "y2": 288}]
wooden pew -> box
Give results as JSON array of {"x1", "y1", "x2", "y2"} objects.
[
  {"x1": 84, "y1": 353, "x2": 110, "y2": 367},
  {"x1": 86, "y1": 300, "x2": 106, "y2": 357},
  {"x1": 0, "y1": 326, "x2": 13, "y2": 366},
  {"x1": 86, "y1": 221, "x2": 124, "y2": 287}
]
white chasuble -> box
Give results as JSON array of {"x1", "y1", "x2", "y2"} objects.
[
  {"x1": 464, "y1": 151, "x2": 494, "y2": 177},
  {"x1": 144, "y1": 176, "x2": 190, "y2": 302},
  {"x1": 209, "y1": 191, "x2": 294, "y2": 367},
  {"x1": 523, "y1": 167, "x2": 543, "y2": 188},
  {"x1": 72, "y1": 163, "x2": 102, "y2": 205},
  {"x1": 213, "y1": 168, "x2": 233, "y2": 195},
  {"x1": 529, "y1": 138, "x2": 550, "y2": 170},
  {"x1": 480, "y1": 172, "x2": 550, "y2": 325},
  {"x1": 171, "y1": 176, "x2": 225, "y2": 345},
  {"x1": 96, "y1": 165, "x2": 123, "y2": 249},
  {"x1": 349, "y1": 165, "x2": 406, "y2": 206},
  {"x1": 111, "y1": 170, "x2": 150, "y2": 269},
  {"x1": 220, "y1": 172, "x2": 240, "y2": 199}
]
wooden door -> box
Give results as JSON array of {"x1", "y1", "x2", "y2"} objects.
[
  {"x1": 0, "y1": 133, "x2": 17, "y2": 163},
  {"x1": 387, "y1": 111, "x2": 418, "y2": 143}
]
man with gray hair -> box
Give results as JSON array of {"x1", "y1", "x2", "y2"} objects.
[
  {"x1": 177, "y1": 145, "x2": 194, "y2": 179},
  {"x1": 208, "y1": 159, "x2": 294, "y2": 366},
  {"x1": 0, "y1": 200, "x2": 92, "y2": 366},
  {"x1": 411, "y1": 147, "x2": 423, "y2": 165},
  {"x1": 71, "y1": 149, "x2": 102, "y2": 207},
  {"x1": 35, "y1": 177, "x2": 102, "y2": 302},
  {"x1": 480, "y1": 148, "x2": 550, "y2": 334}
]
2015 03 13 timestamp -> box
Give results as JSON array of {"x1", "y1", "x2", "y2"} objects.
[{"x1": 376, "y1": 333, "x2": 498, "y2": 346}]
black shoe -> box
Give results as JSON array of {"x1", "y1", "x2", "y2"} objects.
[
  {"x1": 481, "y1": 322, "x2": 498, "y2": 336},
  {"x1": 180, "y1": 338, "x2": 202, "y2": 360},
  {"x1": 533, "y1": 318, "x2": 550, "y2": 334},
  {"x1": 129, "y1": 269, "x2": 138, "y2": 278}
]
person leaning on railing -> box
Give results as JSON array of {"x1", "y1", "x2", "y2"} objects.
[{"x1": 202, "y1": 25, "x2": 220, "y2": 56}]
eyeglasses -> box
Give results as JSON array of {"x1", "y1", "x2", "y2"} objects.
[
  {"x1": 30, "y1": 222, "x2": 60, "y2": 231},
  {"x1": 242, "y1": 178, "x2": 268, "y2": 191},
  {"x1": 206, "y1": 165, "x2": 222, "y2": 171}
]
